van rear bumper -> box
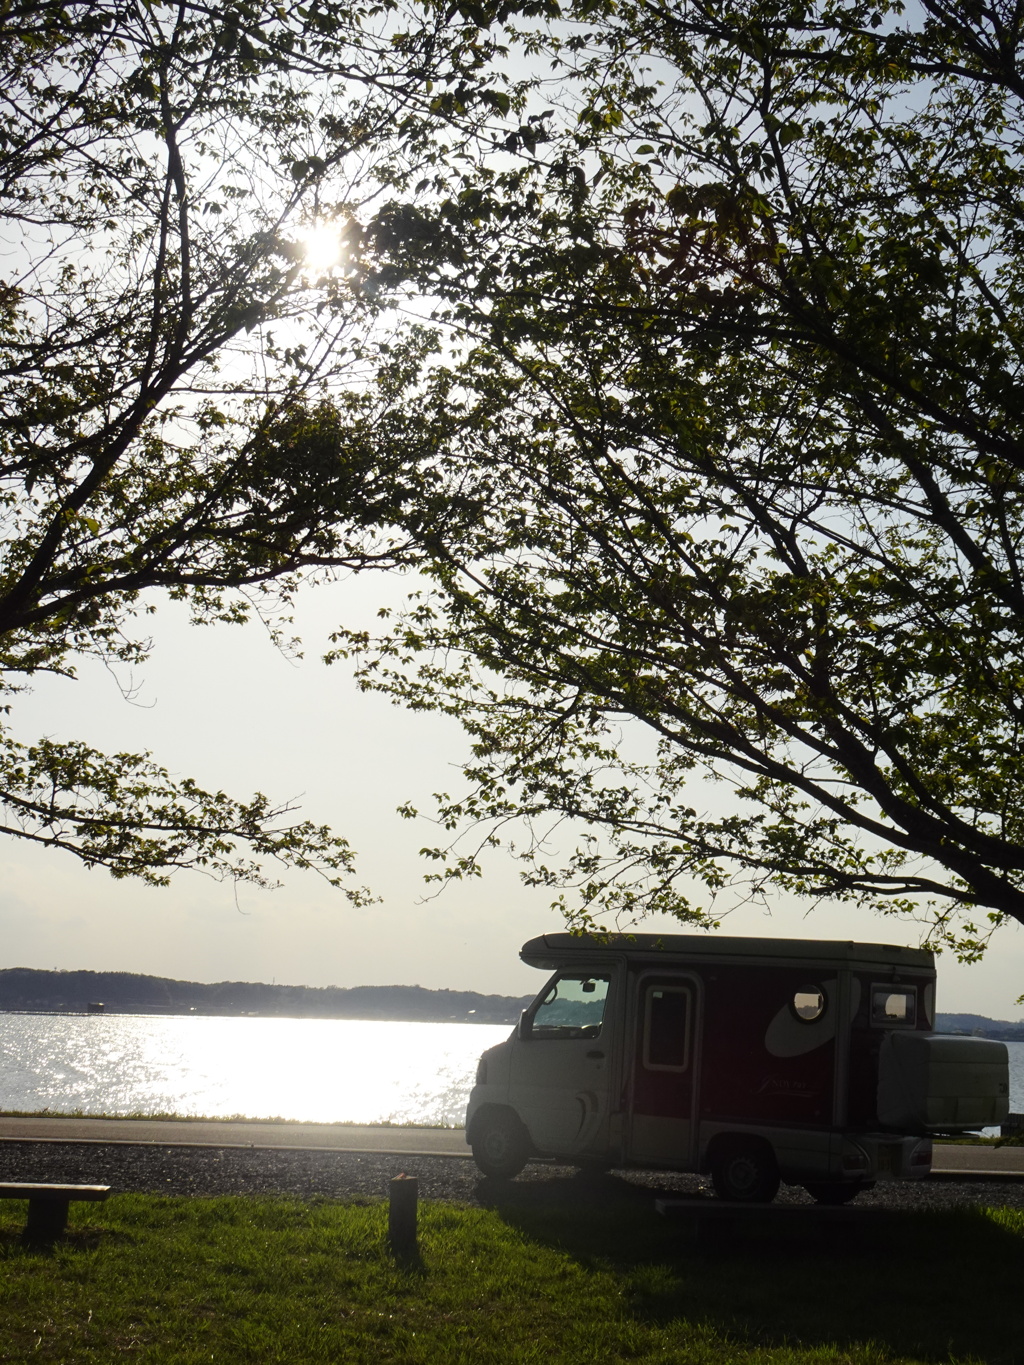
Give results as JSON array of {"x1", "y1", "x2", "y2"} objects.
[{"x1": 834, "y1": 1132, "x2": 933, "y2": 1182}]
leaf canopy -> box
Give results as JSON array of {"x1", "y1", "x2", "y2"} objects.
[
  {"x1": 338, "y1": 0, "x2": 1024, "y2": 955},
  {"x1": 0, "y1": 0, "x2": 510, "y2": 888}
]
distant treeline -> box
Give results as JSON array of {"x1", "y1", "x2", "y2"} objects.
[
  {"x1": 2, "y1": 968, "x2": 1022, "y2": 1036},
  {"x1": 934, "y1": 1012, "x2": 1024, "y2": 1041},
  {"x1": 0, "y1": 968, "x2": 533, "y2": 1024}
]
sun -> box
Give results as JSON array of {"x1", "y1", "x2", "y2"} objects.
[{"x1": 299, "y1": 221, "x2": 343, "y2": 273}]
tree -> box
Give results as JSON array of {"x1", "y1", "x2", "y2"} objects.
[
  {"x1": 337, "y1": 0, "x2": 1024, "y2": 954},
  {"x1": 0, "y1": 0, "x2": 511, "y2": 889}
]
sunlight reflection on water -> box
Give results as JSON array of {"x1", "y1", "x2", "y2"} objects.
[
  {"x1": 0, "y1": 1014, "x2": 513, "y2": 1125},
  {"x1": 2, "y1": 1016, "x2": 1021, "y2": 1128}
]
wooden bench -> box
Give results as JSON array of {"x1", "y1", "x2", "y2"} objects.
[{"x1": 0, "y1": 1182, "x2": 111, "y2": 1244}]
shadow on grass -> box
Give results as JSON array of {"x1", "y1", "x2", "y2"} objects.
[
  {"x1": 388, "y1": 1240, "x2": 426, "y2": 1275},
  {"x1": 476, "y1": 1173, "x2": 1024, "y2": 1365},
  {"x1": 0, "y1": 1224, "x2": 122, "y2": 1257}
]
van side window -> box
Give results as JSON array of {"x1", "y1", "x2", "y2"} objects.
[
  {"x1": 871, "y1": 985, "x2": 917, "y2": 1026},
  {"x1": 643, "y1": 986, "x2": 691, "y2": 1071},
  {"x1": 527, "y1": 975, "x2": 610, "y2": 1039},
  {"x1": 792, "y1": 986, "x2": 826, "y2": 1022}
]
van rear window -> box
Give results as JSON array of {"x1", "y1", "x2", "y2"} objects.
[{"x1": 871, "y1": 986, "x2": 917, "y2": 1026}]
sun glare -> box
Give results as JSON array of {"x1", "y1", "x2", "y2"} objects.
[{"x1": 300, "y1": 222, "x2": 343, "y2": 273}]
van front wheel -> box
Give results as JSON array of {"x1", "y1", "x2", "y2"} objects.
[
  {"x1": 471, "y1": 1111, "x2": 530, "y2": 1180},
  {"x1": 710, "y1": 1142, "x2": 780, "y2": 1203}
]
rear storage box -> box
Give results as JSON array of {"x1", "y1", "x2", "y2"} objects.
[{"x1": 877, "y1": 1033, "x2": 1010, "y2": 1131}]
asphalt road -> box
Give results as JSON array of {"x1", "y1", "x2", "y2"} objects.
[
  {"x1": 1, "y1": 1115, "x2": 1022, "y2": 1175},
  {"x1": 0, "y1": 1116, "x2": 472, "y2": 1156}
]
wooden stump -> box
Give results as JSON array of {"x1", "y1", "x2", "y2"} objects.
[{"x1": 388, "y1": 1174, "x2": 418, "y2": 1259}]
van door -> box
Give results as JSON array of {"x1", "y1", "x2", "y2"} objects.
[
  {"x1": 508, "y1": 971, "x2": 614, "y2": 1157},
  {"x1": 628, "y1": 974, "x2": 700, "y2": 1169}
]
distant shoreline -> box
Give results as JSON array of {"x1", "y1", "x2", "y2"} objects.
[
  {"x1": 934, "y1": 1013, "x2": 1024, "y2": 1042},
  {"x1": 0, "y1": 968, "x2": 532, "y2": 1025},
  {"x1": 3, "y1": 969, "x2": 1023, "y2": 1039},
  {"x1": 0, "y1": 1008, "x2": 517, "y2": 1025}
]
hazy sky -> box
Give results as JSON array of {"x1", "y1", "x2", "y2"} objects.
[{"x1": 3, "y1": 570, "x2": 1023, "y2": 1018}]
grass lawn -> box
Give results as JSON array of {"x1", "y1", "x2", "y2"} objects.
[{"x1": 0, "y1": 1190, "x2": 1020, "y2": 1364}]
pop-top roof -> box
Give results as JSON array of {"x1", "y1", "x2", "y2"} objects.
[{"x1": 520, "y1": 932, "x2": 934, "y2": 971}]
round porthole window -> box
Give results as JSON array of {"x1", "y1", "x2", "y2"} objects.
[{"x1": 792, "y1": 986, "x2": 826, "y2": 1022}]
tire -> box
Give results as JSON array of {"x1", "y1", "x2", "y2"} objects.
[
  {"x1": 471, "y1": 1110, "x2": 530, "y2": 1180},
  {"x1": 710, "y1": 1141, "x2": 780, "y2": 1203},
  {"x1": 803, "y1": 1181, "x2": 869, "y2": 1206}
]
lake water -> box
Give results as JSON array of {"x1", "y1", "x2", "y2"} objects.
[
  {"x1": 1, "y1": 1014, "x2": 1022, "y2": 1128},
  {"x1": 0, "y1": 1014, "x2": 512, "y2": 1127}
]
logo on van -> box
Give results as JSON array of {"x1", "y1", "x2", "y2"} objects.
[{"x1": 753, "y1": 1075, "x2": 818, "y2": 1100}]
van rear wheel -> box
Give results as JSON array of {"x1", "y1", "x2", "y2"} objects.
[
  {"x1": 471, "y1": 1111, "x2": 530, "y2": 1180},
  {"x1": 710, "y1": 1142, "x2": 780, "y2": 1203}
]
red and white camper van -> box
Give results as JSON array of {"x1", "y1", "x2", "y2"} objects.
[{"x1": 465, "y1": 933, "x2": 1010, "y2": 1203}]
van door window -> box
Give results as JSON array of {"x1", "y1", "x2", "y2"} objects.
[
  {"x1": 527, "y1": 975, "x2": 610, "y2": 1039},
  {"x1": 643, "y1": 986, "x2": 692, "y2": 1071}
]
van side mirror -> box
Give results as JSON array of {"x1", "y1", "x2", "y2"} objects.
[{"x1": 517, "y1": 1010, "x2": 532, "y2": 1041}]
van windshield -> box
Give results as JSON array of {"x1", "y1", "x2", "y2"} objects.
[{"x1": 528, "y1": 975, "x2": 610, "y2": 1039}]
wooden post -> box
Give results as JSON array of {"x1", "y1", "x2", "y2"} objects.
[
  {"x1": 388, "y1": 1174, "x2": 418, "y2": 1258},
  {"x1": 22, "y1": 1196, "x2": 70, "y2": 1248}
]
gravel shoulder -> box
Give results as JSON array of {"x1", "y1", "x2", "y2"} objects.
[{"x1": 0, "y1": 1141, "x2": 1022, "y2": 1212}]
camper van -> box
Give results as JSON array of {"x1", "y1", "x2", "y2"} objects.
[{"x1": 465, "y1": 934, "x2": 1010, "y2": 1203}]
